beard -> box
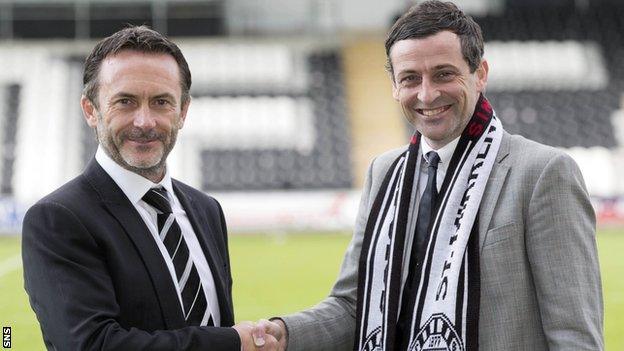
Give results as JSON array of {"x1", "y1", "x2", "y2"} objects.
[{"x1": 97, "y1": 120, "x2": 179, "y2": 181}]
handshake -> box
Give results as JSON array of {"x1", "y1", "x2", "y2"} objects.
[{"x1": 233, "y1": 318, "x2": 287, "y2": 351}]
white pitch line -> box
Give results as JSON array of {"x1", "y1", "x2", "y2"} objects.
[{"x1": 0, "y1": 255, "x2": 22, "y2": 278}]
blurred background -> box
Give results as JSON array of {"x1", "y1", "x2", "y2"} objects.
[
  {"x1": 0, "y1": 0, "x2": 623, "y2": 231},
  {"x1": 0, "y1": 0, "x2": 622, "y2": 349}
]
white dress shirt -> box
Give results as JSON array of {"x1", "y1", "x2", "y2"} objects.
[
  {"x1": 95, "y1": 147, "x2": 221, "y2": 326},
  {"x1": 419, "y1": 137, "x2": 459, "y2": 195}
]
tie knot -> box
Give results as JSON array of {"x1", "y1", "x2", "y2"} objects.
[
  {"x1": 426, "y1": 151, "x2": 440, "y2": 169},
  {"x1": 142, "y1": 187, "x2": 172, "y2": 214}
]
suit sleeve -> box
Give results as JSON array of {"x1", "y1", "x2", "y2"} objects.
[
  {"x1": 215, "y1": 198, "x2": 236, "y2": 321},
  {"x1": 279, "y1": 160, "x2": 376, "y2": 351},
  {"x1": 22, "y1": 201, "x2": 241, "y2": 351},
  {"x1": 525, "y1": 153, "x2": 604, "y2": 350}
]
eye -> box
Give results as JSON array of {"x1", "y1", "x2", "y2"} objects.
[
  {"x1": 155, "y1": 99, "x2": 171, "y2": 106},
  {"x1": 115, "y1": 98, "x2": 134, "y2": 107},
  {"x1": 436, "y1": 71, "x2": 455, "y2": 81},
  {"x1": 399, "y1": 74, "x2": 420, "y2": 85}
]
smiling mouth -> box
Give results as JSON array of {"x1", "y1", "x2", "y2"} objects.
[
  {"x1": 126, "y1": 136, "x2": 160, "y2": 143},
  {"x1": 416, "y1": 105, "x2": 451, "y2": 116}
]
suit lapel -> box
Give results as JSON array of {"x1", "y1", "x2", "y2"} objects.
[
  {"x1": 83, "y1": 160, "x2": 186, "y2": 328},
  {"x1": 478, "y1": 132, "x2": 511, "y2": 252},
  {"x1": 173, "y1": 182, "x2": 235, "y2": 326}
]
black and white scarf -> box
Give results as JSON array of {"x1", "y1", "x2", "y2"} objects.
[{"x1": 355, "y1": 95, "x2": 502, "y2": 351}]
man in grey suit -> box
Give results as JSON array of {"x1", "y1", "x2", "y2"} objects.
[{"x1": 258, "y1": 1, "x2": 603, "y2": 350}]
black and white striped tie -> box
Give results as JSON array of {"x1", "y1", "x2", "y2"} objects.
[{"x1": 142, "y1": 187, "x2": 213, "y2": 326}]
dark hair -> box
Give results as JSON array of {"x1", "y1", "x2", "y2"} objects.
[
  {"x1": 83, "y1": 25, "x2": 191, "y2": 107},
  {"x1": 385, "y1": 0, "x2": 484, "y2": 75}
]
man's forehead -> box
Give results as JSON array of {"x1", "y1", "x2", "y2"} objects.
[
  {"x1": 94, "y1": 50, "x2": 182, "y2": 100},
  {"x1": 391, "y1": 31, "x2": 461, "y2": 57},
  {"x1": 97, "y1": 51, "x2": 179, "y2": 80},
  {"x1": 390, "y1": 31, "x2": 466, "y2": 70}
]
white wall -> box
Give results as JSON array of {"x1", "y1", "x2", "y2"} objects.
[{"x1": 226, "y1": 0, "x2": 495, "y2": 35}]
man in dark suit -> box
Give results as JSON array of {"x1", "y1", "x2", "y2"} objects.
[{"x1": 22, "y1": 26, "x2": 280, "y2": 350}]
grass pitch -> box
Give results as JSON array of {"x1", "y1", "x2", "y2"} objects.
[{"x1": 1, "y1": 229, "x2": 622, "y2": 350}]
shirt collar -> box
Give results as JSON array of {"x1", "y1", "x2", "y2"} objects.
[
  {"x1": 421, "y1": 136, "x2": 460, "y2": 167},
  {"x1": 95, "y1": 146, "x2": 174, "y2": 205}
]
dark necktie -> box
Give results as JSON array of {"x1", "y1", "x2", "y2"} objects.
[
  {"x1": 414, "y1": 151, "x2": 440, "y2": 256},
  {"x1": 142, "y1": 187, "x2": 213, "y2": 326},
  {"x1": 395, "y1": 151, "x2": 440, "y2": 349}
]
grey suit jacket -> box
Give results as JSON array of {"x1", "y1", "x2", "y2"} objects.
[{"x1": 281, "y1": 132, "x2": 603, "y2": 350}]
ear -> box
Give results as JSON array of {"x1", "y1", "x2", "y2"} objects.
[
  {"x1": 475, "y1": 59, "x2": 489, "y2": 93},
  {"x1": 387, "y1": 57, "x2": 400, "y2": 101},
  {"x1": 391, "y1": 78, "x2": 400, "y2": 101},
  {"x1": 81, "y1": 95, "x2": 99, "y2": 127},
  {"x1": 178, "y1": 98, "x2": 190, "y2": 129}
]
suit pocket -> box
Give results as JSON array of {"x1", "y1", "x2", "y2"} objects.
[{"x1": 483, "y1": 221, "x2": 519, "y2": 248}]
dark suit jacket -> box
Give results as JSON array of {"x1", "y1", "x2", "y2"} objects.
[{"x1": 22, "y1": 159, "x2": 241, "y2": 350}]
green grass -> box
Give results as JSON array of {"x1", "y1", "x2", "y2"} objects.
[
  {"x1": 1, "y1": 230, "x2": 622, "y2": 350},
  {"x1": 230, "y1": 232, "x2": 351, "y2": 320},
  {"x1": 0, "y1": 236, "x2": 43, "y2": 350},
  {"x1": 597, "y1": 228, "x2": 624, "y2": 351}
]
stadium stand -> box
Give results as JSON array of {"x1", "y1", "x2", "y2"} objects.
[
  {"x1": 472, "y1": 1, "x2": 624, "y2": 223},
  {"x1": 472, "y1": 4, "x2": 623, "y2": 149},
  {"x1": 187, "y1": 48, "x2": 352, "y2": 191},
  {"x1": 1, "y1": 84, "x2": 19, "y2": 195},
  {"x1": 487, "y1": 90, "x2": 619, "y2": 148},
  {"x1": 1, "y1": 1, "x2": 225, "y2": 39},
  {"x1": 1, "y1": 0, "x2": 624, "y2": 231}
]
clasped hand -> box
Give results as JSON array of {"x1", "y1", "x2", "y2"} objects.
[{"x1": 233, "y1": 319, "x2": 287, "y2": 351}]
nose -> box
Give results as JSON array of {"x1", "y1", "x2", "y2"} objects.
[
  {"x1": 133, "y1": 106, "x2": 157, "y2": 129},
  {"x1": 417, "y1": 77, "x2": 440, "y2": 105}
]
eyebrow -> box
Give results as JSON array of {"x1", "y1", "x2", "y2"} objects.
[
  {"x1": 152, "y1": 93, "x2": 176, "y2": 101},
  {"x1": 433, "y1": 64, "x2": 459, "y2": 71},
  {"x1": 111, "y1": 92, "x2": 137, "y2": 100},
  {"x1": 110, "y1": 92, "x2": 176, "y2": 101},
  {"x1": 397, "y1": 69, "x2": 419, "y2": 76},
  {"x1": 397, "y1": 64, "x2": 459, "y2": 75}
]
